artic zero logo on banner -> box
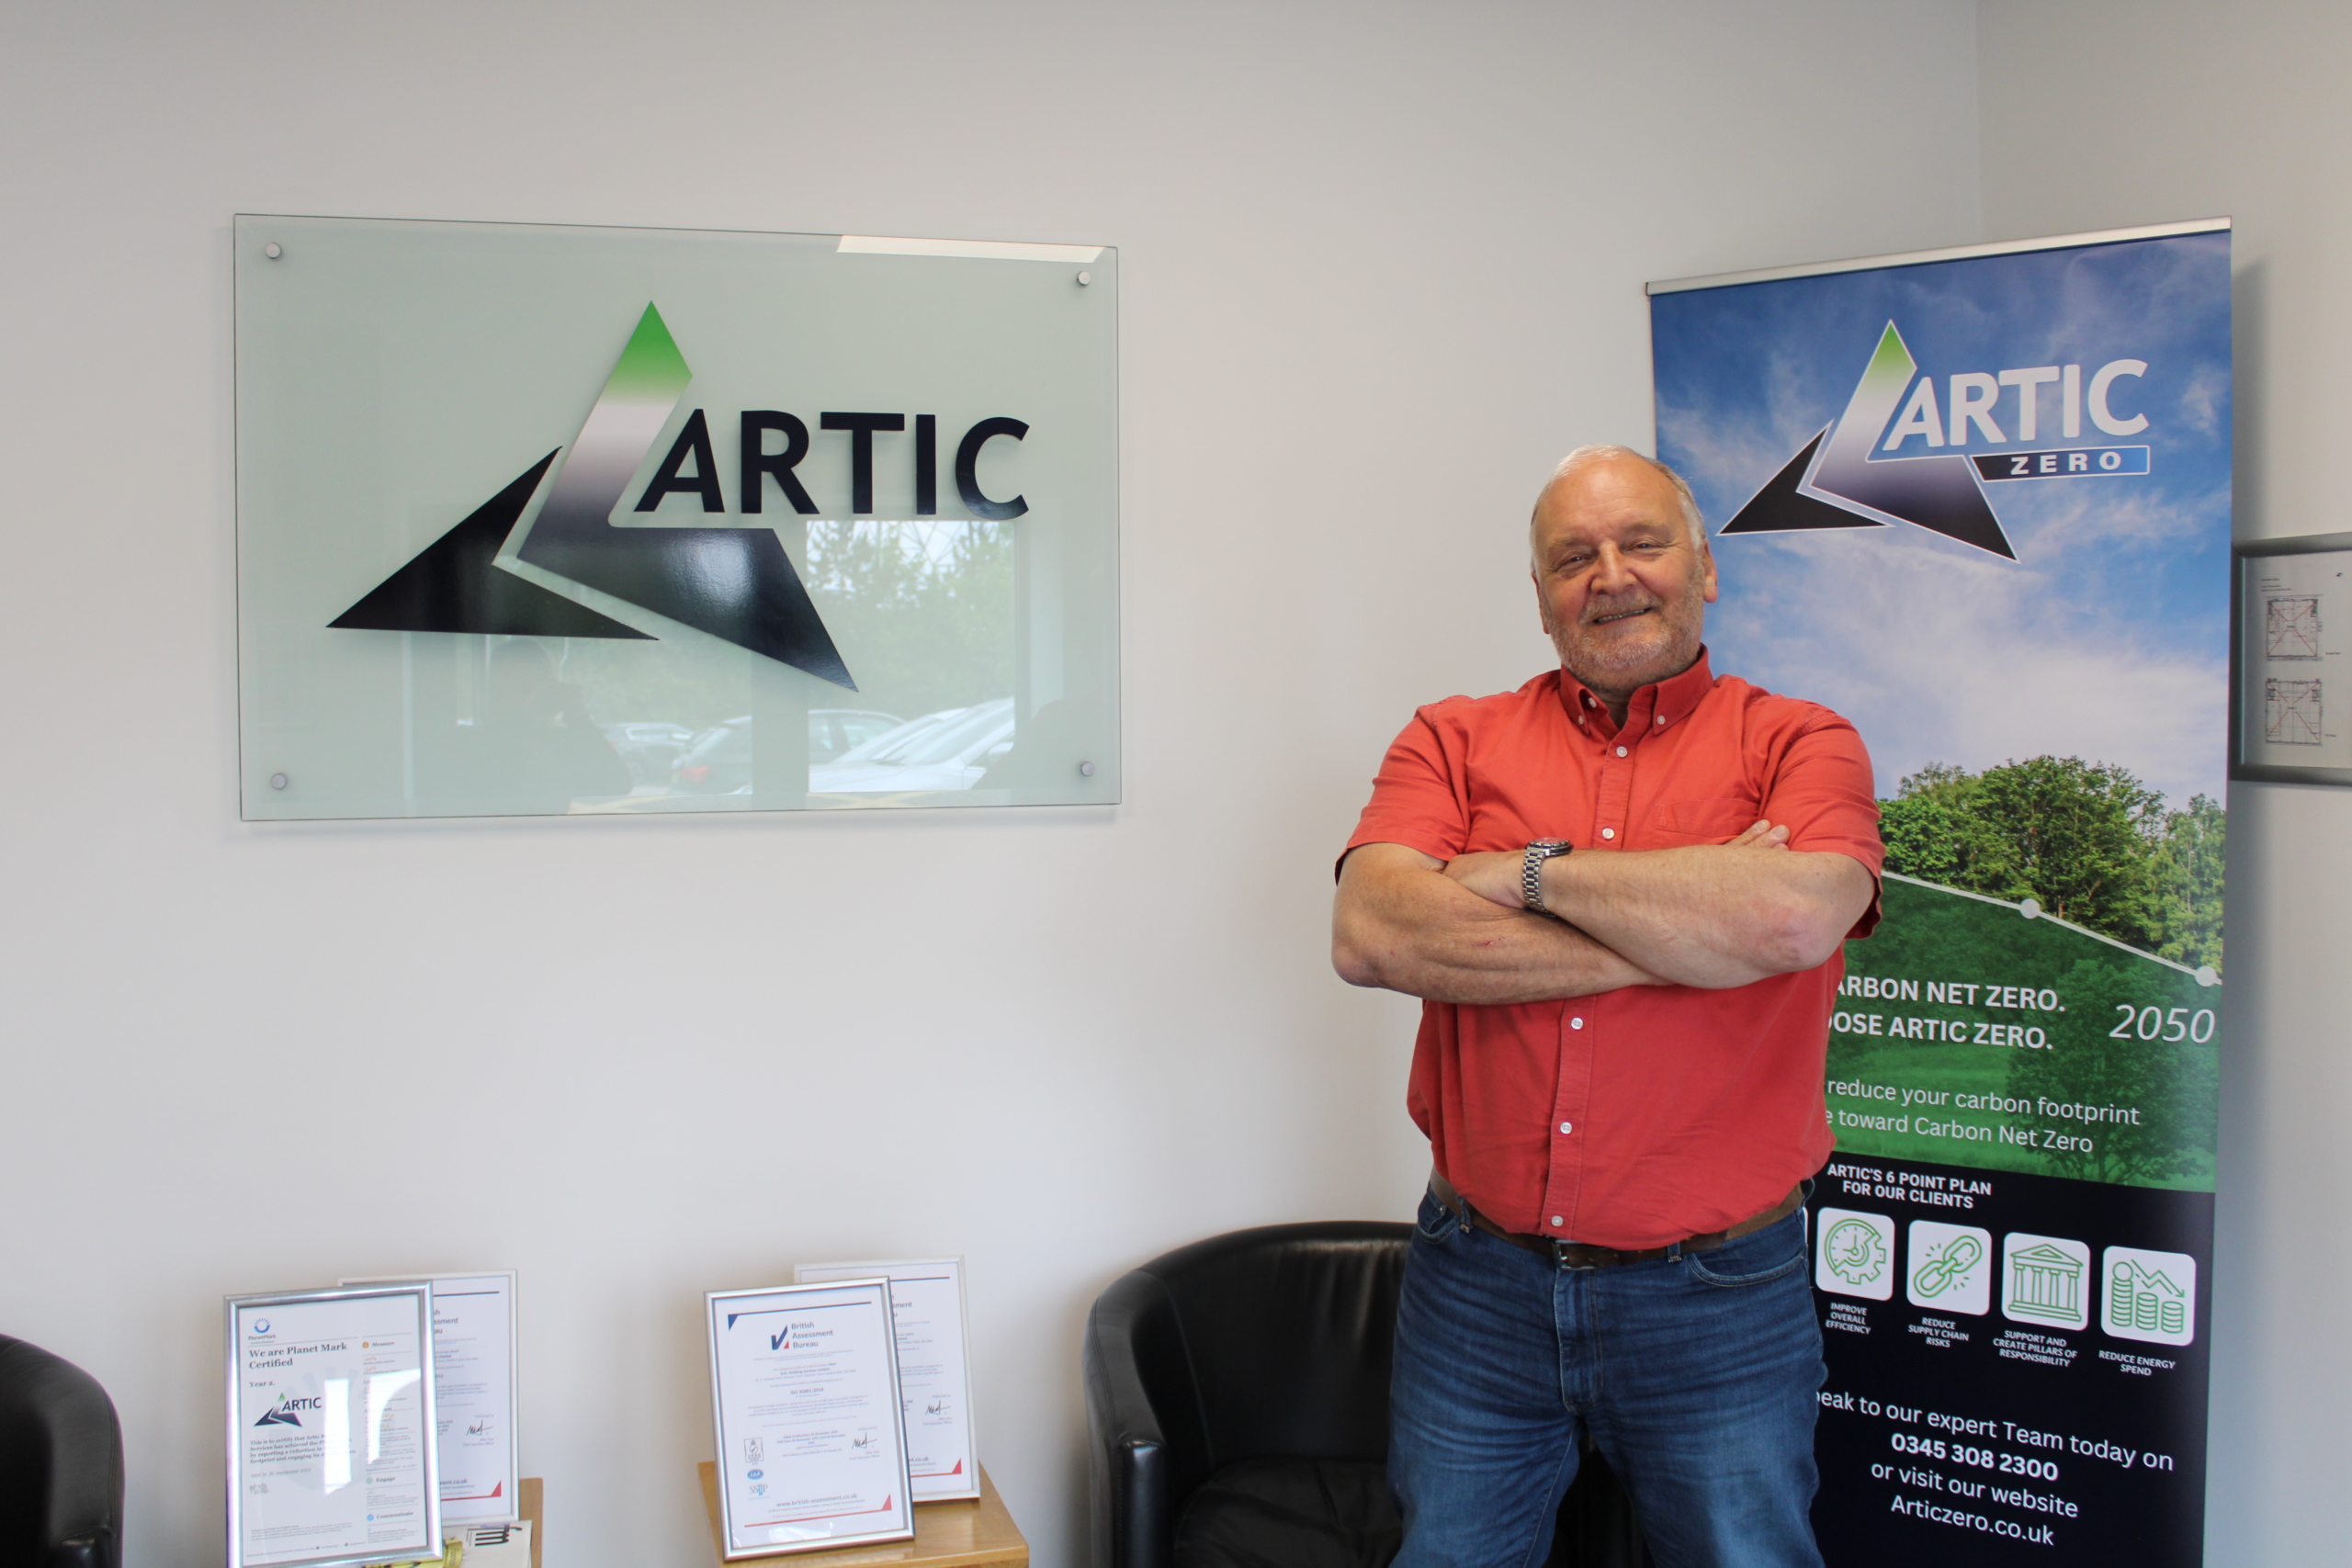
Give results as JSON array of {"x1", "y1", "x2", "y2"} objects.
[
  {"x1": 1724, "y1": 321, "x2": 2161, "y2": 560},
  {"x1": 1652, "y1": 225, "x2": 2230, "y2": 1568}
]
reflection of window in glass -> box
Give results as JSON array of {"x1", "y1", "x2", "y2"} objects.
[
  {"x1": 256, "y1": 625, "x2": 311, "y2": 727},
  {"x1": 447, "y1": 637, "x2": 631, "y2": 807},
  {"x1": 454, "y1": 635, "x2": 486, "y2": 728},
  {"x1": 804, "y1": 521, "x2": 1014, "y2": 718}
]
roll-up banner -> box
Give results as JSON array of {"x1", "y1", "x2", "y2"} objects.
[{"x1": 1650, "y1": 220, "x2": 2229, "y2": 1566}]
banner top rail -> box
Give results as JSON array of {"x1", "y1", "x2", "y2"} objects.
[{"x1": 1644, "y1": 217, "x2": 2232, "y2": 296}]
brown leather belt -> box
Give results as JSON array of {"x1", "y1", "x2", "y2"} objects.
[{"x1": 1429, "y1": 1170, "x2": 1806, "y2": 1269}]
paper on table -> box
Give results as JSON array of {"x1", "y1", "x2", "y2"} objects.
[
  {"x1": 794, "y1": 1258, "x2": 978, "y2": 1501},
  {"x1": 455, "y1": 1519, "x2": 530, "y2": 1568}
]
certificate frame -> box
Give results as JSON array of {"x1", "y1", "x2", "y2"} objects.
[
  {"x1": 227, "y1": 1285, "x2": 442, "y2": 1568},
  {"x1": 707, "y1": 1280, "x2": 915, "y2": 1560},
  {"x1": 792, "y1": 1257, "x2": 979, "y2": 1502},
  {"x1": 342, "y1": 1271, "x2": 520, "y2": 1525},
  {"x1": 2233, "y1": 532, "x2": 2352, "y2": 784}
]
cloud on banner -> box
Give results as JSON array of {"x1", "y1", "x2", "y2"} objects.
[{"x1": 1652, "y1": 232, "x2": 2232, "y2": 809}]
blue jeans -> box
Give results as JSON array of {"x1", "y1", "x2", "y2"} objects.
[{"x1": 1389, "y1": 1189, "x2": 1824, "y2": 1568}]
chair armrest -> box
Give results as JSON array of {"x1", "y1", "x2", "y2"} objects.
[
  {"x1": 1083, "y1": 1271, "x2": 1195, "y2": 1568},
  {"x1": 0, "y1": 1337, "x2": 124, "y2": 1568}
]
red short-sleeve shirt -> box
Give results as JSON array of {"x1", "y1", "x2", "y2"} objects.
[{"x1": 1343, "y1": 651, "x2": 1884, "y2": 1250}]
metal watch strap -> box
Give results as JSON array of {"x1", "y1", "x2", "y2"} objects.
[{"x1": 1521, "y1": 840, "x2": 1572, "y2": 914}]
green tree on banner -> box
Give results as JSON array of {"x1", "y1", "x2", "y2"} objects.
[
  {"x1": 2145, "y1": 793, "x2": 2227, "y2": 975},
  {"x1": 1875, "y1": 790, "x2": 1962, "y2": 886},
  {"x1": 1879, "y1": 756, "x2": 2223, "y2": 975}
]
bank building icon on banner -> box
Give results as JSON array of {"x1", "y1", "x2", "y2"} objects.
[
  {"x1": 2102, "y1": 1247, "x2": 2198, "y2": 1347},
  {"x1": 2001, "y1": 1233, "x2": 2091, "y2": 1330},
  {"x1": 1814, "y1": 1209, "x2": 1895, "y2": 1301}
]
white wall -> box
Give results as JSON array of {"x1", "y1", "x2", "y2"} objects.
[
  {"x1": 1979, "y1": 6, "x2": 2352, "y2": 1561},
  {"x1": 0, "y1": 4, "x2": 1983, "y2": 1565}
]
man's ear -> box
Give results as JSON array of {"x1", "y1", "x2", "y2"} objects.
[
  {"x1": 1533, "y1": 569, "x2": 1555, "y2": 633},
  {"x1": 1698, "y1": 544, "x2": 1720, "y2": 604}
]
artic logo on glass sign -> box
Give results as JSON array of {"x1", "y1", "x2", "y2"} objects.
[
  {"x1": 329, "y1": 302, "x2": 1034, "y2": 694},
  {"x1": 636, "y1": 409, "x2": 1029, "y2": 522},
  {"x1": 1720, "y1": 321, "x2": 2154, "y2": 561}
]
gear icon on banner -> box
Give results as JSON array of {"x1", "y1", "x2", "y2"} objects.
[{"x1": 1822, "y1": 1218, "x2": 1890, "y2": 1286}]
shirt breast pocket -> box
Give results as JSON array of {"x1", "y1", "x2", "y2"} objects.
[{"x1": 1655, "y1": 796, "x2": 1762, "y2": 845}]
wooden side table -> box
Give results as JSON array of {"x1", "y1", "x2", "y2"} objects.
[{"x1": 695, "y1": 1464, "x2": 1026, "y2": 1568}]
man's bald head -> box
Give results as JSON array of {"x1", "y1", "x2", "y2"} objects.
[
  {"x1": 1527, "y1": 446, "x2": 1718, "y2": 710},
  {"x1": 1528, "y1": 446, "x2": 1705, "y2": 566}
]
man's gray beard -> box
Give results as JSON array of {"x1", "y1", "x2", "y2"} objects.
[{"x1": 1553, "y1": 596, "x2": 1704, "y2": 693}]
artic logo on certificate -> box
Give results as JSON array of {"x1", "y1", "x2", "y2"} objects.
[{"x1": 706, "y1": 1280, "x2": 914, "y2": 1559}]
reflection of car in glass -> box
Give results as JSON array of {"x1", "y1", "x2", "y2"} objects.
[
  {"x1": 809, "y1": 698, "x2": 1016, "y2": 793},
  {"x1": 672, "y1": 710, "x2": 906, "y2": 792},
  {"x1": 821, "y1": 707, "x2": 967, "y2": 768},
  {"x1": 815, "y1": 709, "x2": 907, "y2": 761},
  {"x1": 598, "y1": 722, "x2": 697, "y2": 788}
]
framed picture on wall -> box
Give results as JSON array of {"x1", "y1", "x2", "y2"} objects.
[{"x1": 2233, "y1": 531, "x2": 2352, "y2": 784}]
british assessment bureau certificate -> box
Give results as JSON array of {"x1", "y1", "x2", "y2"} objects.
[
  {"x1": 228, "y1": 1287, "x2": 440, "y2": 1568},
  {"x1": 795, "y1": 1258, "x2": 978, "y2": 1500},
  {"x1": 707, "y1": 1280, "x2": 913, "y2": 1558}
]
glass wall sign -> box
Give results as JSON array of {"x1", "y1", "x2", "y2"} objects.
[{"x1": 235, "y1": 215, "x2": 1118, "y2": 820}]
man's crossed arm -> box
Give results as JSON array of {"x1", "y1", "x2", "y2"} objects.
[{"x1": 1331, "y1": 823, "x2": 1876, "y2": 1004}]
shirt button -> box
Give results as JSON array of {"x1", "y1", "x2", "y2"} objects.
[
  {"x1": 1615, "y1": 746, "x2": 1627, "y2": 758},
  {"x1": 1656, "y1": 716, "x2": 1665, "y2": 725},
  {"x1": 1551, "y1": 1216, "x2": 1565, "y2": 1227},
  {"x1": 1569, "y1": 1016, "x2": 1585, "y2": 1030},
  {"x1": 1559, "y1": 1122, "x2": 1574, "y2": 1135},
  {"x1": 1600, "y1": 827, "x2": 1615, "y2": 840}
]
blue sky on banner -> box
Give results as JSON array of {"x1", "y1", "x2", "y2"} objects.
[{"x1": 1651, "y1": 232, "x2": 2231, "y2": 809}]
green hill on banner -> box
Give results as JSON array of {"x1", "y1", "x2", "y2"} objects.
[{"x1": 1827, "y1": 874, "x2": 2221, "y2": 1192}]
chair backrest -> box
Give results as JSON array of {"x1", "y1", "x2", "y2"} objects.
[
  {"x1": 1129, "y1": 1221, "x2": 1411, "y2": 1482},
  {"x1": 0, "y1": 1337, "x2": 125, "y2": 1568}
]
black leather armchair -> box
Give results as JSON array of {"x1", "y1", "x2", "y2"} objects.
[
  {"x1": 1083, "y1": 1222, "x2": 1645, "y2": 1568},
  {"x1": 0, "y1": 1337, "x2": 124, "y2": 1568}
]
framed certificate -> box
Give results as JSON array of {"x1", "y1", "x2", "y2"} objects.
[
  {"x1": 344, "y1": 1272, "x2": 519, "y2": 1524},
  {"x1": 707, "y1": 1280, "x2": 915, "y2": 1559},
  {"x1": 228, "y1": 1286, "x2": 441, "y2": 1568},
  {"x1": 2235, "y1": 533, "x2": 2352, "y2": 783},
  {"x1": 794, "y1": 1258, "x2": 978, "y2": 1501}
]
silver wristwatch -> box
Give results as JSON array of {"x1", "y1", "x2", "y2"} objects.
[{"x1": 1521, "y1": 839, "x2": 1574, "y2": 915}]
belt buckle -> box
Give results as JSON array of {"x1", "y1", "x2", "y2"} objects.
[{"x1": 1548, "y1": 1237, "x2": 1604, "y2": 1271}]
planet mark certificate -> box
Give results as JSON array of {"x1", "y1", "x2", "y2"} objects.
[
  {"x1": 707, "y1": 1280, "x2": 914, "y2": 1559},
  {"x1": 227, "y1": 1286, "x2": 440, "y2": 1568},
  {"x1": 794, "y1": 1257, "x2": 978, "y2": 1501}
]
